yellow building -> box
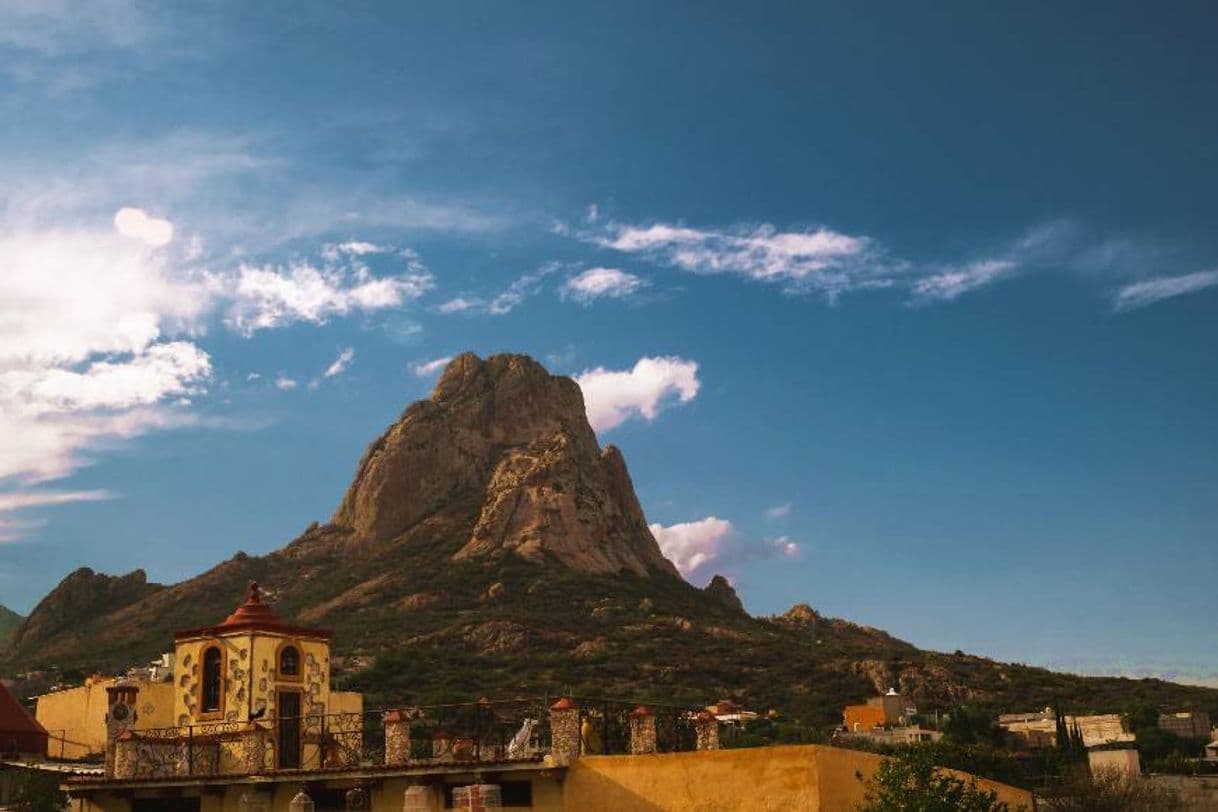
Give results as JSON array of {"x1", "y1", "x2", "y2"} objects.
[
  {"x1": 36, "y1": 676, "x2": 176, "y2": 761},
  {"x1": 63, "y1": 743, "x2": 1033, "y2": 811},
  {"x1": 58, "y1": 586, "x2": 1033, "y2": 811},
  {"x1": 167, "y1": 582, "x2": 362, "y2": 772}
]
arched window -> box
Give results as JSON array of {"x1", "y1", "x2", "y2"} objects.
[
  {"x1": 201, "y1": 647, "x2": 223, "y2": 713},
  {"x1": 279, "y1": 645, "x2": 300, "y2": 677}
]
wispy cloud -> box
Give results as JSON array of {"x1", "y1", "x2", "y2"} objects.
[
  {"x1": 590, "y1": 221, "x2": 890, "y2": 299},
  {"x1": 575, "y1": 356, "x2": 700, "y2": 432},
  {"x1": 1113, "y1": 270, "x2": 1218, "y2": 312},
  {"x1": 436, "y1": 264, "x2": 559, "y2": 316},
  {"x1": 324, "y1": 348, "x2": 356, "y2": 379},
  {"x1": 274, "y1": 375, "x2": 298, "y2": 391},
  {"x1": 560, "y1": 268, "x2": 646, "y2": 303},
  {"x1": 764, "y1": 503, "x2": 792, "y2": 520},
  {"x1": 0, "y1": 489, "x2": 114, "y2": 543},
  {"x1": 0, "y1": 0, "x2": 150, "y2": 56},
  {"x1": 910, "y1": 260, "x2": 1017, "y2": 302},
  {"x1": 411, "y1": 356, "x2": 454, "y2": 377}
]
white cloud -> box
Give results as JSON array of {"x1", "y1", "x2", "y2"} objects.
[
  {"x1": 1113, "y1": 270, "x2": 1218, "y2": 312},
  {"x1": 113, "y1": 206, "x2": 174, "y2": 247},
  {"x1": 910, "y1": 260, "x2": 1017, "y2": 302},
  {"x1": 649, "y1": 517, "x2": 735, "y2": 578},
  {"x1": 320, "y1": 241, "x2": 386, "y2": 261},
  {"x1": 274, "y1": 376, "x2": 298, "y2": 391},
  {"x1": 323, "y1": 348, "x2": 356, "y2": 379},
  {"x1": 0, "y1": 489, "x2": 114, "y2": 513},
  {"x1": 437, "y1": 297, "x2": 477, "y2": 314},
  {"x1": 575, "y1": 356, "x2": 700, "y2": 432},
  {"x1": 561, "y1": 268, "x2": 646, "y2": 303},
  {"x1": 1, "y1": 342, "x2": 210, "y2": 414},
  {"x1": 596, "y1": 221, "x2": 886, "y2": 298},
  {"x1": 215, "y1": 262, "x2": 433, "y2": 335},
  {"x1": 0, "y1": 215, "x2": 216, "y2": 492},
  {"x1": 765, "y1": 503, "x2": 791, "y2": 520},
  {"x1": 411, "y1": 356, "x2": 454, "y2": 377},
  {"x1": 649, "y1": 517, "x2": 803, "y2": 582}
]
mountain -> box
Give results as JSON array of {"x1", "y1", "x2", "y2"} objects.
[
  {"x1": 0, "y1": 605, "x2": 22, "y2": 647},
  {"x1": 2, "y1": 352, "x2": 1215, "y2": 726}
]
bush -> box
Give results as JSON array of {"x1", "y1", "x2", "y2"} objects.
[{"x1": 1038, "y1": 767, "x2": 1184, "y2": 811}]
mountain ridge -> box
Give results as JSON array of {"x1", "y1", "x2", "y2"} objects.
[{"x1": 3, "y1": 352, "x2": 1215, "y2": 726}]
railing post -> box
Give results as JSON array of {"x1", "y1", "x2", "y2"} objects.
[
  {"x1": 188, "y1": 725, "x2": 195, "y2": 776},
  {"x1": 384, "y1": 710, "x2": 412, "y2": 766},
  {"x1": 113, "y1": 730, "x2": 137, "y2": 780},
  {"x1": 695, "y1": 711, "x2": 720, "y2": 751},
  {"x1": 548, "y1": 698, "x2": 580, "y2": 766},
  {"x1": 628, "y1": 706, "x2": 657, "y2": 755}
]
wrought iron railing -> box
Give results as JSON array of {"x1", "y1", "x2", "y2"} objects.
[
  {"x1": 114, "y1": 698, "x2": 553, "y2": 780},
  {"x1": 109, "y1": 695, "x2": 724, "y2": 781},
  {"x1": 565, "y1": 697, "x2": 702, "y2": 755}
]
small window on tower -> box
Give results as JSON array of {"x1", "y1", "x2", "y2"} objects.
[
  {"x1": 280, "y1": 645, "x2": 300, "y2": 677},
  {"x1": 201, "y1": 647, "x2": 222, "y2": 713}
]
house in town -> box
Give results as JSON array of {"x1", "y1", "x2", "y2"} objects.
[{"x1": 57, "y1": 584, "x2": 1032, "y2": 811}]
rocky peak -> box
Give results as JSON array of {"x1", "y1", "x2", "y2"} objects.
[
  {"x1": 332, "y1": 352, "x2": 678, "y2": 577},
  {"x1": 702, "y1": 575, "x2": 745, "y2": 613},
  {"x1": 7, "y1": 567, "x2": 162, "y2": 652}
]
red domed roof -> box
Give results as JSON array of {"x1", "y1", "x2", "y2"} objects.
[
  {"x1": 174, "y1": 581, "x2": 331, "y2": 641},
  {"x1": 220, "y1": 581, "x2": 284, "y2": 626}
]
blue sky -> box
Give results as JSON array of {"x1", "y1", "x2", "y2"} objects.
[{"x1": 1, "y1": 1, "x2": 1216, "y2": 686}]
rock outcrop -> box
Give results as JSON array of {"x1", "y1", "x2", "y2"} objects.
[
  {"x1": 334, "y1": 353, "x2": 677, "y2": 577},
  {"x1": 703, "y1": 575, "x2": 745, "y2": 613}
]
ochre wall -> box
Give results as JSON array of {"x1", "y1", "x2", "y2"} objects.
[
  {"x1": 69, "y1": 745, "x2": 1033, "y2": 812},
  {"x1": 173, "y1": 632, "x2": 335, "y2": 727},
  {"x1": 563, "y1": 745, "x2": 1035, "y2": 811},
  {"x1": 36, "y1": 678, "x2": 175, "y2": 760}
]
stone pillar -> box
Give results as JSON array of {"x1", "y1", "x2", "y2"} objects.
[
  {"x1": 452, "y1": 784, "x2": 501, "y2": 811},
  {"x1": 431, "y1": 729, "x2": 452, "y2": 763},
  {"x1": 402, "y1": 786, "x2": 435, "y2": 811},
  {"x1": 548, "y1": 698, "x2": 580, "y2": 766},
  {"x1": 113, "y1": 730, "x2": 138, "y2": 780},
  {"x1": 628, "y1": 706, "x2": 657, "y2": 755},
  {"x1": 243, "y1": 724, "x2": 266, "y2": 774},
  {"x1": 694, "y1": 711, "x2": 719, "y2": 751},
  {"x1": 289, "y1": 790, "x2": 315, "y2": 812},
  {"x1": 104, "y1": 682, "x2": 139, "y2": 777},
  {"x1": 384, "y1": 710, "x2": 412, "y2": 766}
]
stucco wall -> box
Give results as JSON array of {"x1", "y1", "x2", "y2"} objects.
[
  {"x1": 564, "y1": 745, "x2": 1034, "y2": 811},
  {"x1": 173, "y1": 633, "x2": 334, "y2": 727},
  {"x1": 69, "y1": 745, "x2": 1033, "y2": 812},
  {"x1": 36, "y1": 678, "x2": 175, "y2": 760}
]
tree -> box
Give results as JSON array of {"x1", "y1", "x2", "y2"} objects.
[{"x1": 858, "y1": 746, "x2": 1020, "y2": 811}]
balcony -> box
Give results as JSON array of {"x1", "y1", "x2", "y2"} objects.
[{"x1": 106, "y1": 698, "x2": 720, "y2": 781}]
